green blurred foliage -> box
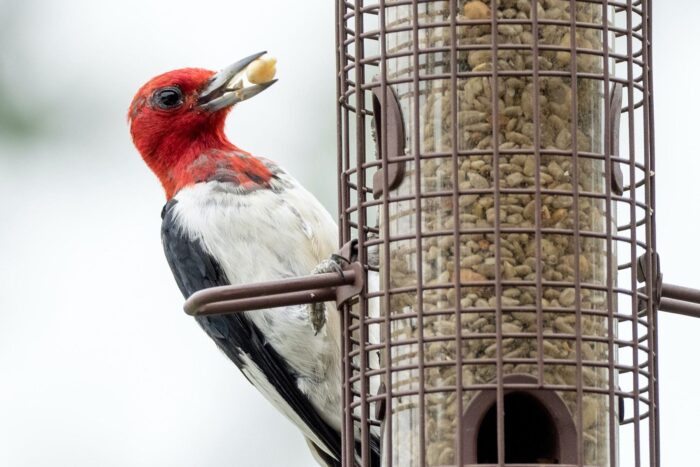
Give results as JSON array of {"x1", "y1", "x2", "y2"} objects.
[{"x1": 0, "y1": 0, "x2": 42, "y2": 139}]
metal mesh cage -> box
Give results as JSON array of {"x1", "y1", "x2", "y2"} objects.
[{"x1": 336, "y1": 0, "x2": 658, "y2": 465}]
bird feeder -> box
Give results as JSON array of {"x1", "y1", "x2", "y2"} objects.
[
  {"x1": 182, "y1": 1, "x2": 700, "y2": 466},
  {"x1": 335, "y1": 0, "x2": 696, "y2": 466}
]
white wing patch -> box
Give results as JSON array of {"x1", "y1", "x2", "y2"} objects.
[{"x1": 173, "y1": 172, "x2": 343, "y2": 435}]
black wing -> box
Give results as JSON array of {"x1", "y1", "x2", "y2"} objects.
[{"x1": 161, "y1": 199, "x2": 342, "y2": 464}]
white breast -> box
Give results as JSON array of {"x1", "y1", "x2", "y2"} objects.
[{"x1": 172, "y1": 176, "x2": 343, "y2": 433}]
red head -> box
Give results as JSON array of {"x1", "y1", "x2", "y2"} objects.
[{"x1": 129, "y1": 52, "x2": 276, "y2": 198}]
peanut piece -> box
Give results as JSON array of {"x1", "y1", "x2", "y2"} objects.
[
  {"x1": 246, "y1": 56, "x2": 277, "y2": 84},
  {"x1": 463, "y1": 1, "x2": 490, "y2": 20}
]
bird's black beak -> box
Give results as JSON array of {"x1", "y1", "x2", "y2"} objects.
[{"x1": 197, "y1": 51, "x2": 277, "y2": 112}]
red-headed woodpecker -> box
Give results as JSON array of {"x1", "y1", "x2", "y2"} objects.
[{"x1": 128, "y1": 52, "x2": 376, "y2": 466}]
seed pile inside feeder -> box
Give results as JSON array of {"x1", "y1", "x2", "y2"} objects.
[{"x1": 378, "y1": 1, "x2": 614, "y2": 465}]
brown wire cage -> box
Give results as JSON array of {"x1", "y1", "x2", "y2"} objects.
[
  {"x1": 337, "y1": 0, "x2": 654, "y2": 465},
  {"x1": 182, "y1": 0, "x2": 700, "y2": 465}
]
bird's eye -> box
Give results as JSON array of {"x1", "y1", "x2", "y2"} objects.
[{"x1": 153, "y1": 87, "x2": 184, "y2": 110}]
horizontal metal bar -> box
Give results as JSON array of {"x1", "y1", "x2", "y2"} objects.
[
  {"x1": 184, "y1": 269, "x2": 358, "y2": 316},
  {"x1": 191, "y1": 288, "x2": 338, "y2": 317},
  {"x1": 659, "y1": 298, "x2": 700, "y2": 320},
  {"x1": 661, "y1": 283, "x2": 700, "y2": 304}
]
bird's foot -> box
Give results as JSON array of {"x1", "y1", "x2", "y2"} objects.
[{"x1": 309, "y1": 254, "x2": 346, "y2": 335}]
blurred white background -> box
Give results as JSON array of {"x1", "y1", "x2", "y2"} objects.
[{"x1": 0, "y1": 0, "x2": 697, "y2": 466}]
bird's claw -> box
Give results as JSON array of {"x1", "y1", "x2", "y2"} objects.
[
  {"x1": 309, "y1": 255, "x2": 347, "y2": 334},
  {"x1": 313, "y1": 255, "x2": 345, "y2": 275}
]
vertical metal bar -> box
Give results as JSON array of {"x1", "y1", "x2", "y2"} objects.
[
  {"x1": 340, "y1": 0, "x2": 351, "y2": 248},
  {"x1": 601, "y1": 1, "x2": 618, "y2": 466},
  {"x1": 341, "y1": 3, "x2": 352, "y2": 247},
  {"x1": 567, "y1": 2, "x2": 584, "y2": 464},
  {"x1": 448, "y1": 1, "x2": 464, "y2": 466},
  {"x1": 378, "y1": 1, "x2": 393, "y2": 465},
  {"x1": 410, "y1": 1, "x2": 426, "y2": 464},
  {"x1": 530, "y1": 0, "x2": 545, "y2": 390},
  {"x1": 337, "y1": 3, "x2": 353, "y2": 465},
  {"x1": 489, "y1": 0, "x2": 504, "y2": 464},
  {"x1": 625, "y1": 0, "x2": 642, "y2": 464},
  {"x1": 336, "y1": 0, "x2": 345, "y2": 245},
  {"x1": 645, "y1": 0, "x2": 661, "y2": 462},
  {"x1": 640, "y1": 0, "x2": 657, "y2": 463},
  {"x1": 352, "y1": 2, "x2": 371, "y2": 464},
  {"x1": 341, "y1": 304, "x2": 351, "y2": 467}
]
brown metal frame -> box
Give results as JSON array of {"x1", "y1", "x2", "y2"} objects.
[
  {"x1": 184, "y1": 263, "x2": 363, "y2": 316},
  {"x1": 333, "y1": 1, "x2": 696, "y2": 466}
]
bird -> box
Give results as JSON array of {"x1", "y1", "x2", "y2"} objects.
[{"x1": 128, "y1": 51, "x2": 377, "y2": 466}]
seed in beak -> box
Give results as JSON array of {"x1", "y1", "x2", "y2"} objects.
[{"x1": 246, "y1": 56, "x2": 277, "y2": 84}]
